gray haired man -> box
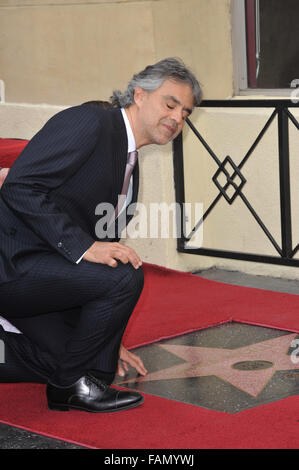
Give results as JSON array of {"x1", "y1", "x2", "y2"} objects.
[{"x1": 0, "y1": 57, "x2": 201, "y2": 413}]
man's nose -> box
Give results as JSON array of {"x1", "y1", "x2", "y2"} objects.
[{"x1": 170, "y1": 108, "x2": 184, "y2": 125}]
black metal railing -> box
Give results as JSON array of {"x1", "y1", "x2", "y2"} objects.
[{"x1": 172, "y1": 100, "x2": 299, "y2": 266}]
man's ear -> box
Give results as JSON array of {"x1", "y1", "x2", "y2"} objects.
[{"x1": 134, "y1": 86, "x2": 148, "y2": 107}]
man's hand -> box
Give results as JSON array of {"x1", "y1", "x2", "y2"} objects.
[
  {"x1": 83, "y1": 241, "x2": 142, "y2": 269},
  {"x1": 117, "y1": 344, "x2": 148, "y2": 378}
]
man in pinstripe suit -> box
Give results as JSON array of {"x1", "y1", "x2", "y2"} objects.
[{"x1": 0, "y1": 58, "x2": 201, "y2": 413}]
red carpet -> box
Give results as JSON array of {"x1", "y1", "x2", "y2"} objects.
[
  {"x1": 0, "y1": 138, "x2": 28, "y2": 167},
  {"x1": 0, "y1": 138, "x2": 299, "y2": 448},
  {"x1": 123, "y1": 263, "x2": 299, "y2": 350},
  {"x1": 0, "y1": 381, "x2": 298, "y2": 449},
  {"x1": 0, "y1": 263, "x2": 298, "y2": 449}
]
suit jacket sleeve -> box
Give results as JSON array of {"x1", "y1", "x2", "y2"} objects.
[{"x1": 1, "y1": 105, "x2": 100, "y2": 264}]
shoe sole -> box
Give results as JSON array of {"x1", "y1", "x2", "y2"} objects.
[{"x1": 48, "y1": 396, "x2": 144, "y2": 413}]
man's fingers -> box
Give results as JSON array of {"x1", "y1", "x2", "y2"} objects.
[
  {"x1": 134, "y1": 358, "x2": 148, "y2": 376},
  {"x1": 125, "y1": 353, "x2": 147, "y2": 376},
  {"x1": 117, "y1": 363, "x2": 125, "y2": 377},
  {"x1": 111, "y1": 246, "x2": 142, "y2": 269},
  {"x1": 83, "y1": 241, "x2": 142, "y2": 269},
  {"x1": 108, "y1": 258, "x2": 118, "y2": 268}
]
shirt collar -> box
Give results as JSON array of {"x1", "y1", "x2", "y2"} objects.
[{"x1": 121, "y1": 108, "x2": 136, "y2": 153}]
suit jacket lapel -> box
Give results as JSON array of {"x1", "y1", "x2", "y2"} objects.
[{"x1": 109, "y1": 108, "x2": 128, "y2": 209}]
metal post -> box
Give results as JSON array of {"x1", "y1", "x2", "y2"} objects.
[
  {"x1": 172, "y1": 132, "x2": 186, "y2": 250},
  {"x1": 277, "y1": 108, "x2": 292, "y2": 257}
]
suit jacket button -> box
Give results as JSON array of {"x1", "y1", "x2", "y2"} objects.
[{"x1": 57, "y1": 242, "x2": 63, "y2": 248}]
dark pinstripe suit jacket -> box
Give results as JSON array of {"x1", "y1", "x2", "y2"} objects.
[{"x1": 0, "y1": 104, "x2": 139, "y2": 284}]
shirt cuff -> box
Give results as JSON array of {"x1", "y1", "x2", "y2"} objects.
[{"x1": 76, "y1": 249, "x2": 88, "y2": 264}]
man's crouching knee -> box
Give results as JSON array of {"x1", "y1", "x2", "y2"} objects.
[{"x1": 110, "y1": 262, "x2": 144, "y2": 299}]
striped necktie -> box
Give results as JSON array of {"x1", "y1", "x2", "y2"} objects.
[{"x1": 114, "y1": 150, "x2": 138, "y2": 218}]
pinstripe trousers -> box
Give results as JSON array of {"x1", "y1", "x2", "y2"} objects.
[{"x1": 0, "y1": 252, "x2": 144, "y2": 386}]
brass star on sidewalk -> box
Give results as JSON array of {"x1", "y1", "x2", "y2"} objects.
[{"x1": 121, "y1": 333, "x2": 299, "y2": 397}]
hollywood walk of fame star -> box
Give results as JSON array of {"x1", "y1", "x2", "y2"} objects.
[{"x1": 120, "y1": 333, "x2": 299, "y2": 397}]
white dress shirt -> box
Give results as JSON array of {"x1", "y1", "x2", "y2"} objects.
[{"x1": 118, "y1": 107, "x2": 136, "y2": 216}]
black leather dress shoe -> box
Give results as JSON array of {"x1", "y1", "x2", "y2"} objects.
[{"x1": 46, "y1": 373, "x2": 144, "y2": 413}]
